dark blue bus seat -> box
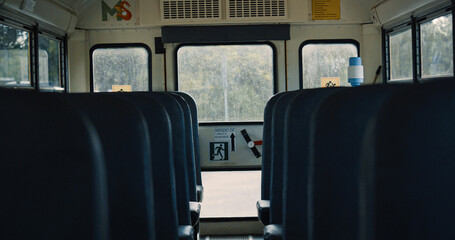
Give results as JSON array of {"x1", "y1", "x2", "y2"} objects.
[
  {"x1": 258, "y1": 92, "x2": 286, "y2": 226},
  {"x1": 360, "y1": 80, "x2": 455, "y2": 240},
  {"x1": 116, "y1": 93, "x2": 193, "y2": 240},
  {"x1": 268, "y1": 91, "x2": 302, "y2": 230},
  {"x1": 169, "y1": 93, "x2": 201, "y2": 240},
  {"x1": 0, "y1": 90, "x2": 109, "y2": 240},
  {"x1": 148, "y1": 93, "x2": 192, "y2": 226},
  {"x1": 66, "y1": 93, "x2": 155, "y2": 240},
  {"x1": 309, "y1": 84, "x2": 405, "y2": 240},
  {"x1": 169, "y1": 94, "x2": 198, "y2": 202},
  {"x1": 281, "y1": 88, "x2": 345, "y2": 240},
  {"x1": 173, "y1": 92, "x2": 204, "y2": 202}
]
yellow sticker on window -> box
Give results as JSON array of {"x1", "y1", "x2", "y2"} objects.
[
  {"x1": 321, "y1": 77, "x2": 340, "y2": 88},
  {"x1": 112, "y1": 85, "x2": 132, "y2": 92},
  {"x1": 312, "y1": 0, "x2": 340, "y2": 20}
]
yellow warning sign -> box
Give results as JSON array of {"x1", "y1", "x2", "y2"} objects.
[
  {"x1": 312, "y1": 0, "x2": 340, "y2": 20},
  {"x1": 112, "y1": 85, "x2": 132, "y2": 92},
  {"x1": 321, "y1": 77, "x2": 340, "y2": 88}
]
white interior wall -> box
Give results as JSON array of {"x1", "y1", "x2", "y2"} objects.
[
  {"x1": 69, "y1": 29, "x2": 381, "y2": 93},
  {"x1": 361, "y1": 24, "x2": 382, "y2": 84},
  {"x1": 68, "y1": 0, "x2": 381, "y2": 92},
  {"x1": 69, "y1": 28, "x2": 165, "y2": 92},
  {"x1": 286, "y1": 24, "x2": 364, "y2": 91},
  {"x1": 68, "y1": 30, "x2": 89, "y2": 92},
  {"x1": 77, "y1": 0, "x2": 375, "y2": 28}
]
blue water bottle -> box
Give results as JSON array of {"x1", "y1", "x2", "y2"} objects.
[{"x1": 348, "y1": 57, "x2": 364, "y2": 87}]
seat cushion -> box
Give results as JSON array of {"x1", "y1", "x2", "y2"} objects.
[
  {"x1": 189, "y1": 201, "x2": 201, "y2": 226},
  {"x1": 178, "y1": 225, "x2": 194, "y2": 240},
  {"x1": 264, "y1": 224, "x2": 282, "y2": 240}
]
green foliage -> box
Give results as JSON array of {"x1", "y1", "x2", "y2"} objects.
[
  {"x1": 0, "y1": 24, "x2": 64, "y2": 88},
  {"x1": 390, "y1": 29, "x2": 413, "y2": 80},
  {"x1": 302, "y1": 44, "x2": 358, "y2": 88},
  {"x1": 421, "y1": 14, "x2": 453, "y2": 77},
  {"x1": 178, "y1": 45, "x2": 274, "y2": 122},
  {"x1": 390, "y1": 14, "x2": 453, "y2": 80},
  {"x1": 92, "y1": 47, "x2": 149, "y2": 92},
  {"x1": 0, "y1": 24, "x2": 30, "y2": 85},
  {"x1": 39, "y1": 35, "x2": 61, "y2": 87}
]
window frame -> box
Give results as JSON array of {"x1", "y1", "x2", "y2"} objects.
[
  {"x1": 37, "y1": 32, "x2": 67, "y2": 92},
  {"x1": 298, "y1": 39, "x2": 360, "y2": 89},
  {"x1": 383, "y1": 24, "x2": 414, "y2": 83},
  {"x1": 89, "y1": 43, "x2": 153, "y2": 93},
  {"x1": 174, "y1": 42, "x2": 278, "y2": 125},
  {"x1": 0, "y1": 17, "x2": 68, "y2": 92},
  {"x1": 383, "y1": 5, "x2": 454, "y2": 84}
]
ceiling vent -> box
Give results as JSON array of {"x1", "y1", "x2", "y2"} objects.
[
  {"x1": 161, "y1": 0, "x2": 221, "y2": 22},
  {"x1": 226, "y1": 0, "x2": 287, "y2": 20}
]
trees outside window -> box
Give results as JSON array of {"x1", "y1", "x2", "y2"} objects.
[
  {"x1": 177, "y1": 44, "x2": 274, "y2": 122},
  {"x1": 92, "y1": 45, "x2": 150, "y2": 92}
]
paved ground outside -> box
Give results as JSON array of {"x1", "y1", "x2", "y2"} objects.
[{"x1": 200, "y1": 171, "x2": 261, "y2": 218}]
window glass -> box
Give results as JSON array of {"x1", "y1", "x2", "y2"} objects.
[
  {"x1": 39, "y1": 35, "x2": 63, "y2": 91},
  {"x1": 92, "y1": 47, "x2": 149, "y2": 92},
  {"x1": 389, "y1": 29, "x2": 413, "y2": 81},
  {"x1": 0, "y1": 23, "x2": 30, "y2": 88},
  {"x1": 177, "y1": 44, "x2": 274, "y2": 122},
  {"x1": 301, "y1": 43, "x2": 358, "y2": 88},
  {"x1": 421, "y1": 13, "x2": 453, "y2": 78}
]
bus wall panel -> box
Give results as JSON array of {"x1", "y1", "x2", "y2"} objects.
[
  {"x1": 75, "y1": 0, "x2": 374, "y2": 29},
  {"x1": 68, "y1": 28, "x2": 165, "y2": 92},
  {"x1": 68, "y1": 30, "x2": 90, "y2": 92},
  {"x1": 2, "y1": 0, "x2": 77, "y2": 33},
  {"x1": 286, "y1": 24, "x2": 363, "y2": 91},
  {"x1": 198, "y1": 125, "x2": 263, "y2": 169},
  {"x1": 373, "y1": 0, "x2": 451, "y2": 26},
  {"x1": 361, "y1": 24, "x2": 382, "y2": 85}
]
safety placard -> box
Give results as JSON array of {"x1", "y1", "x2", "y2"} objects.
[
  {"x1": 214, "y1": 127, "x2": 237, "y2": 152},
  {"x1": 209, "y1": 142, "x2": 229, "y2": 161},
  {"x1": 321, "y1": 77, "x2": 340, "y2": 88},
  {"x1": 312, "y1": 0, "x2": 340, "y2": 20},
  {"x1": 112, "y1": 85, "x2": 132, "y2": 92}
]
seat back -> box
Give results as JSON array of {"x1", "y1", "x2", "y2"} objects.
[
  {"x1": 173, "y1": 92, "x2": 202, "y2": 189},
  {"x1": 269, "y1": 91, "x2": 301, "y2": 224},
  {"x1": 147, "y1": 92, "x2": 192, "y2": 226},
  {"x1": 67, "y1": 93, "x2": 155, "y2": 240},
  {"x1": 361, "y1": 80, "x2": 455, "y2": 239},
  {"x1": 309, "y1": 84, "x2": 405, "y2": 239},
  {"x1": 282, "y1": 88, "x2": 345, "y2": 240},
  {"x1": 261, "y1": 92, "x2": 286, "y2": 200},
  {"x1": 0, "y1": 90, "x2": 109, "y2": 240},
  {"x1": 170, "y1": 93, "x2": 198, "y2": 202},
  {"x1": 116, "y1": 93, "x2": 179, "y2": 240}
]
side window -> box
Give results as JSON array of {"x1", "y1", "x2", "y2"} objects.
[
  {"x1": 177, "y1": 44, "x2": 275, "y2": 122},
  {"x1": 385, "y1": 8, "x2": 453, "y2": 83},
  {"x1": 300, "y1": 41, "x2": 359, "y2": 89},
  {"x1": 91, "y1": 44, "x2": 151, "y2": 92},
  {"x1": 39, "y1": 35, "x2": 64, "y2": 91},
  {"x1": 420, "y1": 13, "x2": 453, "y2": 78},
  {"x1": 388, "y1": 28, "x2": 413, "y2": 81},
  {"x1": 0, "y1": 23, "x2": 31, "y2": 88}
]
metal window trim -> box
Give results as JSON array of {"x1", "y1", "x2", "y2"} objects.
[
  {"x1": 383, "y1": 4, "x2": 454, "y2": 84},
  {"x1": 89, "y1": 43, "x2": 153, "y2": 93},
  {"x1": 0, "y1": 15, "x2": 67, "y2": 92},
  {"x1": 385, "y1": 26, "x2": 413, "y2": 83},
  {"x1": 298, "y1": 39, "x2": 361, "y2": 90},
  {"x1": 174, "y1": 42, "x2": 278, "y2": 125},
  {"x1": 37, "y1": 33, "x2": 66, "y2": 91}
]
